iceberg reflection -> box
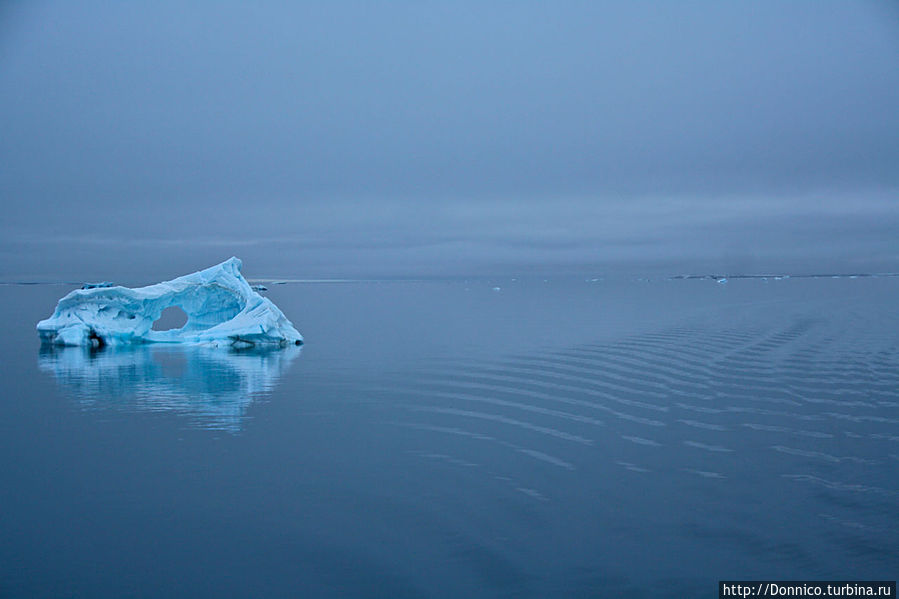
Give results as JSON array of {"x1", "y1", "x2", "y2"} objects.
[{"x1": 38, "y1": 344, "x2": 301, "y2": 431}]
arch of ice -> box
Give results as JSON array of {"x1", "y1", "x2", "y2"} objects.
[{"x1": 37, "y1": 257, "x2": 303, "y2": 348}]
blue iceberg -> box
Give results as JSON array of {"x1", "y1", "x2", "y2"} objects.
[{"x1": 37, "y1": 257, "x2": 302, "y2": 348}]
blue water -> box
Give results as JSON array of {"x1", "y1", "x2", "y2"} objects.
[{"x1": 1, "y1": 277, "x2": 897, "y2": 597}]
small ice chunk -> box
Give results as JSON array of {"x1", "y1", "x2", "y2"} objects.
[{"x1": 37, "y1": 257, "x2": 302, "y2": 348}]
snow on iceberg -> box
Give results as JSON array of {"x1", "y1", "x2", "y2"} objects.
[{"x1": 37, "y1": 257, "x2": 303, "y2": 348}]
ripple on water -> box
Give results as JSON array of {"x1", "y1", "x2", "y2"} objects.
[{"x1": 368, "y1": 312, "x2": 898, "y2": 576}]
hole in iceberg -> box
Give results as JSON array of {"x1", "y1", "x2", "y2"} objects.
[
  {"x1": 151, "y1": 306, "x2": 189, "y2": 331},
  {"x1": 88, "y1": 329, "x2": 106, "y2": 349}
]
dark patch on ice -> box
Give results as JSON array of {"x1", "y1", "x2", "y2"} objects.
[{"x1": 81, "y1": 281, "x2": 116, "y2": 289}]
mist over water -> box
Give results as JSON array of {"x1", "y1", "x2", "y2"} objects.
[{"x1": 4, "y1": 192, "x2": 899, "y2": 282}]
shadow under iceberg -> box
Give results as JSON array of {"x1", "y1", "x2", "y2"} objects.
[{"x1": 38, "y1": 344, "x2": 302, "y2": 432}]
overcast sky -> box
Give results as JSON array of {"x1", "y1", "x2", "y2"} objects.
[{"x1": 1, "y1": 1, "x2": 897, "y2": 280}]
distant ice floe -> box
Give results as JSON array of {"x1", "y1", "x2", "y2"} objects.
[
  {"x1": 670, "y1": 272, "x2": 899, "y2": 281},
  {"x1": 37, "y1": 257, "x2": 302, "y2": 348}
]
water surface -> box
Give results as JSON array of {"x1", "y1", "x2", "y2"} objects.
[{"x1": 1, "y1": 277, "x2": 896, "y2": 597}]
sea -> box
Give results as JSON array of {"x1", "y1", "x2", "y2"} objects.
[{"x1": 1, "y1": 275, "x2": 897, "y2": 597}]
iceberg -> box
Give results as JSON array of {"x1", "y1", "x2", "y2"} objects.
[{"x1": 37, "y1": 257, "x2": 302, "y2": 348}]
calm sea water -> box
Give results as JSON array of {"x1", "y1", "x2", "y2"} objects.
[{"x1": 1, "y1": 277, "x2": 897, "y2": 597}]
